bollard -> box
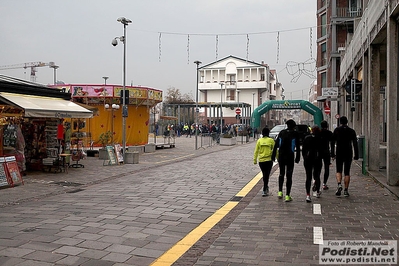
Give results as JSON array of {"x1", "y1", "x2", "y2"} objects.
[{"x1": 357, "y1": 135, "x2": 366, "y2": 175}]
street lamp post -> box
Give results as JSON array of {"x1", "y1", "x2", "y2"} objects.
[
  {"x1": 112, "y1": 17, "x2": 131, "y2": 162},
  {"x1": 252, "y1": 92, "x2": 255, "y2": 126},
  {"x1": 103, "y1": 76, "x2": 109, "y2": 85},
  {"x1": 194, "y1": 60, "x2": 202, "y2": 150},
  {"x1": 237, "y1": 90, "x2": 243, "y2": 144},
  {"x1": 220, "y1": 82, "x2": 224, "y2": 134}
]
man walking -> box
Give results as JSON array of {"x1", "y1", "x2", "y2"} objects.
[
  {"x1": 331, "y1": 116, "x2": 359, "y2": 197},
  {"x1": 320, "y1": 120, "x2": 334, "y2": 190},
  {"x1": 254, "y1": 127, "x2": 275, "y2": 197},
  {"x1": 272, "y1": 119, "x2": 300, "y2": 202}
]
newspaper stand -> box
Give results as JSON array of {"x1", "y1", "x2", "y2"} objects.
[{"x1": 0, "y1": 156, "x2": 24, "y2": 188}]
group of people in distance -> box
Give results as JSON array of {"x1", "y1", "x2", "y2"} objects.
[{"x1": 253, "y1": 116, "x2": 359, "y2": 202}]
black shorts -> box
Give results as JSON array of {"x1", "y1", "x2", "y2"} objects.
[{"x1": 336, "y1": 157, "x2": 352, "y2": 176}]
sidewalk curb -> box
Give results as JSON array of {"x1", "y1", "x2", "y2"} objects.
[{"x1": 354, "y1": 162, "x2": 399, "y2": 200}]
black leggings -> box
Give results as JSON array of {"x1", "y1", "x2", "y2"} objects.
[
  {"x1": 259, "y1": 161, "x2": 273, "y2": 191},
  {"x1": 278, "y1": 158, "x2": 294, "y2": 195},
  {"x1": 322, "y1": 154, "x2": 331, "y2": 184},
  {"x1": 304, "y1": 159, "x2": 322, "y2": 194}
]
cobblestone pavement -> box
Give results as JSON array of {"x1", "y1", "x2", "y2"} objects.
[{"x1": 0, "y1": 136, "x2": 398, "y2": 265}]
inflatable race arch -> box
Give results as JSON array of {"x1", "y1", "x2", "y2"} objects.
[{"x1": 251, "y1": 100, "x2": 323, "y2": 128}]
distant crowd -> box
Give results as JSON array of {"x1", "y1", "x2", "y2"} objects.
[{"x1": 157, "y1": 123, "x2": 258, "y2": 140}]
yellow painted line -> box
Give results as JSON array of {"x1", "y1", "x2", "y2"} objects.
[
  {"x1": 150, "y1": 171, "x2": 262, "y2": 266},
  {"x1": 236, "y1": 171, "x2": 262, "y2": 197}
]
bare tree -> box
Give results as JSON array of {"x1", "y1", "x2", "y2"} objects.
[
  {"x1": 163, "y1": 87, "x2": 195, "y2": 124},
  {"x1": 164, "y1": 87, "x2": 194, "y2": 104}
]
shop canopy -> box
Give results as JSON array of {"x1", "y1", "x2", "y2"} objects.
[{"x1": 0, "y1": 92, "x2": 93, "y2": 118}]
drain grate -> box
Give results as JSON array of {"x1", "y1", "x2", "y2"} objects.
[
  {"x1": 230, "y1": 196, "x2": 243, "y2": 202},
  {"x1": 53, "y1": 181, "x2": 83, "y2": 187}
]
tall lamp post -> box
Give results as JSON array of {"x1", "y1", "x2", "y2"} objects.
[
  {"x1": 103, "y1": 76, "x2": 109, "y2": 85},
  {"x1": 194, "y1": 60, "x2": 202, "y2": 150},
  {"x1": 112, "y1": 17, "x2": 131, "y2": 161},
  {"x1": 252, "y1": 92, "x2": 255, "y2": 126},
  {"x1": 219, "y1": 82, "x2": 224, "y2": 134}
]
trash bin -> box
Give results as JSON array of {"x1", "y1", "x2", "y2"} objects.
[{"x1": 125, "y1": 151, "x2": 139, "y2": 164}]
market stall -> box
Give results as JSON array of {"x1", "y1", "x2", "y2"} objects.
[{"x1": 0, "y1": 89, "x2": 93, "y2": 173}]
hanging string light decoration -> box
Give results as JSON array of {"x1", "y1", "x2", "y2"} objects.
[
  {"x1": 152, "y1": 25, "x2": 319, "y2": 75},
  {"x1": 286, "y1": 58, "x2": 316, "y2": 83},
  {"x1": 215, "y1": 35, "x2": 219, "y2": 61},
  {"x1": 187, "y1": 34, "x2": 190, "y2": 64},
  {"x1": 310, "y1": 27, "x2": 313, "y2": 58},
  {"x1": 158, "y1": 32, "x2": 162, "y2": 62},
  {"x1": 277, "y1": 31, "x2": 280, "y2": 64},
  {"x1": 246, "y1": 34, "x2": 250, "y2": 62}
]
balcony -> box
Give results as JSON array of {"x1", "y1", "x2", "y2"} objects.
[{"x1": 335, "y1": 7, "x2": 362, "y2": 19}]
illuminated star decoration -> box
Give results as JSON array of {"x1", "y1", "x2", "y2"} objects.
[{"x1": 286, "y1": 58, "x2": 316, "y2": 83}]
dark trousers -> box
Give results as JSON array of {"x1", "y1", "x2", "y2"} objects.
[
  {"x1": 259, "y1": 161, "x2": 273, "y2": 191},
  {"x1": 278, "y1": 157, "x2": 295, "y2": 195},
  {"x1": 322, "y1": 154, "x2": 331, "y2": 184},
  {"x1": 304, "y1": 159, "x2": 322, "y2": 194}
]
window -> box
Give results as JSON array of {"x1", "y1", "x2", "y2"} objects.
[
  {"x1": 227, "y1": 74, "x2": 236, "y2": 85},
  {"x1": 349, "y1": 0, "x2": 361, "y2": 17},
  {"x1": 228, "y1": 89, "x2": 235, "y2": 101},
  {"x1": 321, "y1": 13, "x2": 327, "y2": 37},
  {"x1": 260, "y1": 74, "x2": 265, "y2": 81},
  {"x1": 321, "y1": 42, "x2": 327, "y2": 66},
  {"x1": 321, "y1": 72, "x2": 327, "y2": 89}
]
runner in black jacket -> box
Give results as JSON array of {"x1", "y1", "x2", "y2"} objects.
[
  {"x1": 331, "y1": 116, "x2": 359, "y2": 197},
  {"x1": 272, "y1": 119, "x2": 300, "y2": 202},
  {"x1": 320, "y1": 120, "x2": 334, "y2": 190},
  {"x1": 302, "y1": 125, "x2": 323, "y2": 202}
]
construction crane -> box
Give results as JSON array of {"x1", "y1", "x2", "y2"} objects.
[{"x1": 0, "y1": 61, "x2": 58, "y2": 83}]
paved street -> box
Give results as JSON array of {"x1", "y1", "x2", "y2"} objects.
[{"x1": 0, "y1": 136, "x2": 398, "y2": 265}]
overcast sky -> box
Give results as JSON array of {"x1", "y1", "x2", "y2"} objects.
[{"x1": 0, "y1": 0, "x2": 316, "y2": 100}]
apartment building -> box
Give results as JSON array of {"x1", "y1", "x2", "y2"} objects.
[
  {"x1": 198, "y1": 55, "x2": 283, "y2": 128},
  {"x1": 316, "y1": 0, "x2": 363, "y2": 128},
  {"x1": 325, "y1": 0, "x2": 399, "y2": 186}
]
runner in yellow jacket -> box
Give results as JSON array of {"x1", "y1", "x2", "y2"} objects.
[{"x1": 253, "y1": 127, "x2": 275, "y2": 196}]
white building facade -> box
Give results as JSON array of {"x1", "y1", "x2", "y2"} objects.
[{"x1": 197, "y1": 55, "x2": 283, "y2": 128}]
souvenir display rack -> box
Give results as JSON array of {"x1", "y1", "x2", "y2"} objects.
[
  {"x1": 41, "y1": 120, "x2": 64, "y2": 172},
  {"x1": 22, "y1": 118, "x2": 63, "y2": 171},
  {"x1": 70, "y1": 119, "x2": 86, "y2": 168}
]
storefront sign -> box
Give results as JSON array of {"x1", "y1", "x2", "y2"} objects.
[
  {"x1": 103, "y1": 145, "x2": 117, "y2": 166},
  {"x1": 114, "y1": 144, "x2": 124, "y2": 164},
  {"x1": 0, "y1": 157, "x2": 9, "y2": 187},
  {"x1": 4, "y1": 156, "x2": 23, "y2": 186},
  {"x1": 55, "y1": 112, "x2": 73, "y2": 118}
]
